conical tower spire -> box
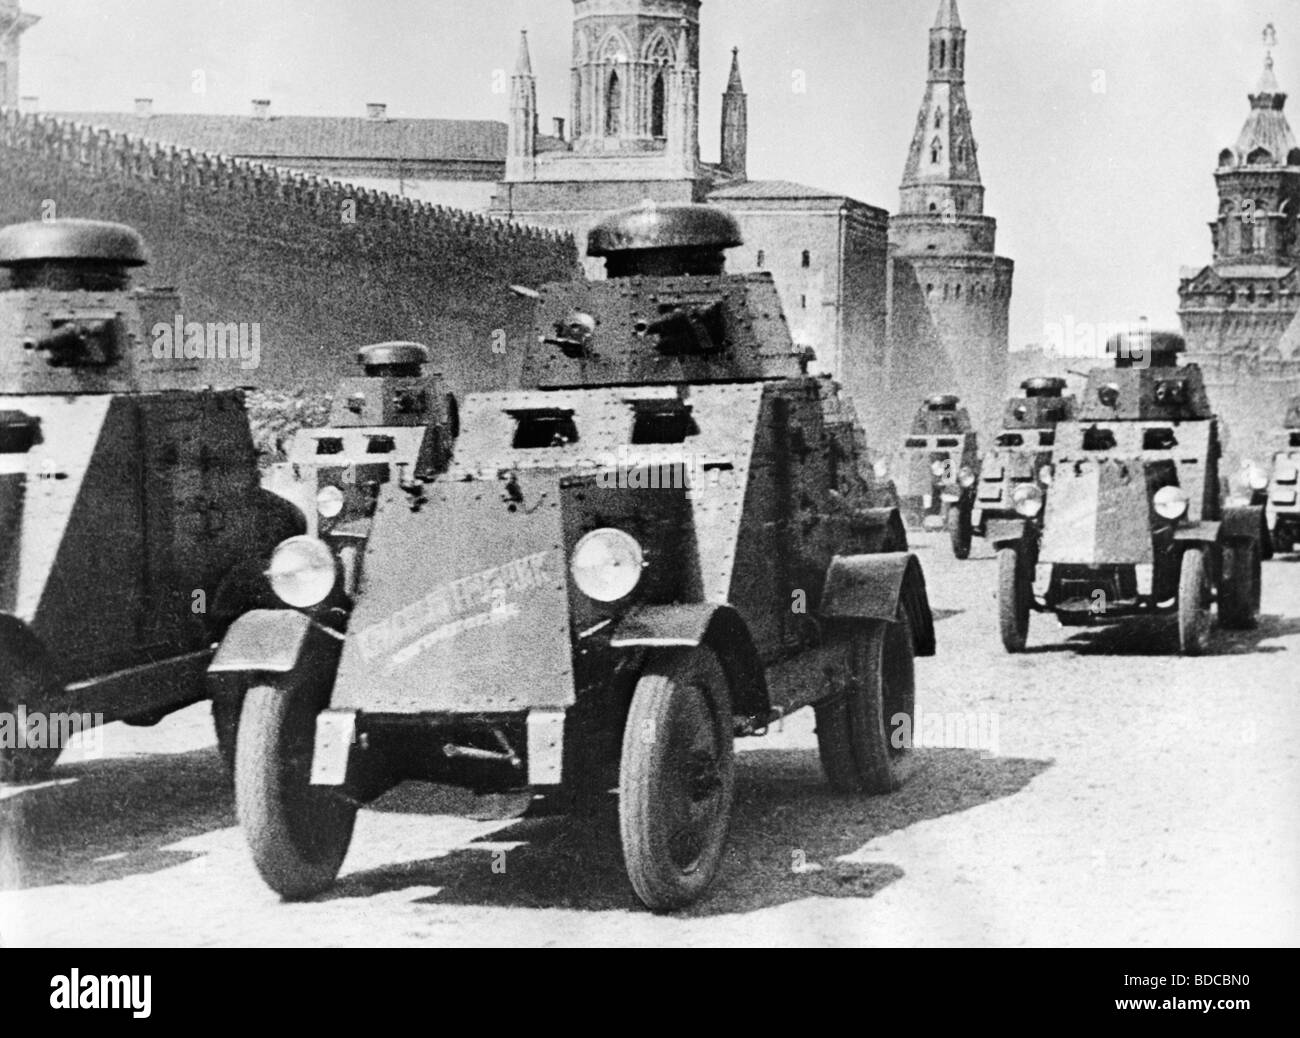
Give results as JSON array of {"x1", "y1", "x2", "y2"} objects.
[
  {"x1": 934, "y1": 0, "x2": 962, "y2": 29},
  {"x1": 506, "y1": 28, "x2": 537, "y2": 176},
  {"x1": 514, "y1": 29, "x2": 533, "y2": 76},
  {"x1": 721, "y1": 46, "x2": 747, "y2": 178}
]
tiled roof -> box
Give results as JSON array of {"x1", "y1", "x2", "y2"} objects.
[
  {"x1": 709, "y1": 179, "x2": 848, "y2": 201},
  {"x1": 48, "y1": 111, "x2": 508, "y2": 163}
]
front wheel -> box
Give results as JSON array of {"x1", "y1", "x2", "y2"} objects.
[
  {"x1": 235, "y1": 681, "x2": 357, "y2": 899},
  {"x1": 949, "y1": 504, "x2": 973, "y2": 560},
  {"x1": 618, "y1": 646, "x2": 736, "y2": 913},
  {"x1": 998, "y1": 546, "x2": 1032, "y2": 653},
  {"x1": 815, "y1": 613, "x2": 916, "y2": 795},
  {"x1": 1177, "y1": 547, "x2": 1212, "y2": 656},
  {"x1": 0, "y1": 653, "x2": 64, "y2": 784}
]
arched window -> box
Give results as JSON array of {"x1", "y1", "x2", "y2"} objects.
[
  {"x1": 801, "y1": 249, "x2": 811, "y2": 268},
  {"x1": 955, "y1": 284, "x2": 962, "y2": 301},
  {"x1": 934, "y1": 109, "x2": 943, "y2": 129},
  {"x1": 650, "y1": 71, "x2": 666, "y2": 138},
  {"x1": 756, "y1": 249, "x2": 765, "y2": 267},
  {"x1": 605, "y1": 69, "x2": 622, "y2": 136},
  {"x1": 1289, "y1": 148, "x2": 1300, "y2": 167},
  {"x1": 939, "y1": 40, "x2": 947, "y2": 68},
  {"x1": 1219, "y1": 148, "x2": 1236, "y2": 168},
  {"x1": 929, "y1": 203, "x2": 938, "y2": 213},
  {"x1": 930, "y1": 136, "x2": 942, "y2": 164},
  {"x1": 1247, "y1": 146, "x2": 1273, "y2": 166}
]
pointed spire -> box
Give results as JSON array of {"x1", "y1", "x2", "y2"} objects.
[
  {"x1": 1255, "y1": 53, "x2": 1281, "y2": 99},
  {"x1": 726, "y1": 47, "x2": 744, "y2": 93},
  {"x1": 515, "y1": 30, "x2": 533, "y2": 77},
  {"x1": 934, "y1": 0, "x2": 962, "y2": 30}
]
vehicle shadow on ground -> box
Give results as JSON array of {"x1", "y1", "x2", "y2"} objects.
[
  {"x1": 0, "y1": 748, "x2": 232, "y2": 890},
  {"x1": 326, "y1": 747, "x2": 1050, "y2": 916},
  {"x1": 1023, "y1": 613, "x2": 1300, "y2": 657}
]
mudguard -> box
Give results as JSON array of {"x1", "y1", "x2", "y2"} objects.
[
  {"x1": 609, "y1": 603, "x2": 768, "y2": 718},
  {"x1": 986, "y1": 518, "x2": 1034, "y2": 549},
  {"x1": 1173, "y1": 521, "x2": 1221, "y2": 545},
  {"x1": 819, "y1": 553, "x2": 937, "y2": 657},
  {"x1": 209, "y1": 609, "x2": 341, "y2": 675}
]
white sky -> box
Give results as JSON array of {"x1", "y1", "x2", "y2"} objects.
[{"x1": 15, "y1": 0, "x2": 1294, "y2": 346}]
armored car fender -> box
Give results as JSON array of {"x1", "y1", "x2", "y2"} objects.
[{"x1": 819, "y1": 553, "x2": 936, "y2": 657}]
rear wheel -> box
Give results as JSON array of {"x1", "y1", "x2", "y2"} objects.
[
  {"x1": 618, "y1": 647, "x2": 736, "y2": 912},
  {"x1": 815, "y1": 613, "x2": 916, "y2": 795},
  {"x1": 1219, "y1": 539, "x2": 1262, "y2": 630},
  {"x1": 235, "y1": 680, "x2": 357, "y2": 899},
  {"x1": 998, "y1": 546, "x2": 1032, "y2": 653},
  {"x1": 949, "y1": 504, "x2": 973, "y2": 560},
  {"x1": 1177, "y1": 547, "x2": 1212, "y2": 656}
]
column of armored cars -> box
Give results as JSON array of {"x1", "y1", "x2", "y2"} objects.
[{"x1": 0, "y1": 206, "x2": 1269, "y2": 912}]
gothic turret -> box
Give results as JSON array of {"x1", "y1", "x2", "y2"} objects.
[
  {"x1": 0, "y1": 1, "x2": 40, "y2": 109},
  {"x1": 506, "y1": 30, "x2": 538, "y2": 179},
  {"x1": 720, "y1": 47, "x2": 747, "y2": 179}
]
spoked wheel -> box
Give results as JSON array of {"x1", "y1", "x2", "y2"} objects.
[
  {"x1": 998, "y1": 546, "x2": 1032, "y2": 653},
  {"x1": 0, "y1": 651, "x2": 64, "y2": 784},
  {"x1": 1219, "y1": 539, "x2": 1262, "y2": 631},
  {"x1": 1177, "y1": 547, "x2": 1213, "y2": 656},
  {"x1": 949, "y1": 504, "x2": 973, "y2": 560},
  {"x1": 235, "y1": 679, "x2": 357, "y2": 899},
  {"x1": 815, "y1": 612, "x2": 917, "y2": 795},
  {"x1": 618, "y1": 646, "x2": 736, "y2": 913}
]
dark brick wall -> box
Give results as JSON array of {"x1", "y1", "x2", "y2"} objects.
[{"x1": 0, "y1": 111, "x2": 580, "y2": 405}]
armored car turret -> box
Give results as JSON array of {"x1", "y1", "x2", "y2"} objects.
[
  {"x1": 216, "y1": 202, "x2": 936, "y2": 912},
  {"x1": 0, "y1": 220, "x2": 304, "y2": 779},
  {"x1": 996, "y1": 331, "x2": 1265, "y2": 655}
]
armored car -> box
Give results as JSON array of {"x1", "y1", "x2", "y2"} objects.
[
  {"x1": 0, "y1": 219, "x2": 303, "y2": 779},
  {"x1": 263, "y1": 341, "x2": 457, "y2": 592},
  {"x1": 996, "y1": 332, "x2": 1265, "y2": 655},
  {"x1": 969, "y1": 378, "x2": 1074, "y2": 554},
  {"x1": 891, "y1": 395, "x2": 981, "y2": 557},
  {"x1": 214, "y1": 202, "x2": 936, "y2": 912},
  {"x1": 1261, "y1": 396, "x2": 1300, "y2": 553}
]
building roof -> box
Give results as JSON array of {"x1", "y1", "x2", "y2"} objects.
[
  {"x1": 1227, "y1": 55, "x2": 1298, "y2": 166},
  {"x1": 47, "y1": 111, "x2": 508, "y2": 163},
  {"x1": 1281, "y1": 308, "x2": 1300, "y2": 356},
  {"x1": 934, "y1": 0, "x2": 962, "y2": 30},
  {"x1": 709, "y1": 179, "x2": 848, "y2": 201}
]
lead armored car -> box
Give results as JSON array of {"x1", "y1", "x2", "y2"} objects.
[
  {"x1": 0, "y1": 219, "x2": 303, "y2": 779},
  {"x1": 213, "y1": 203, "x2": 936, "y2": 912},
  {"x1": 263, "y1": 341, "x2": 457, "y2": 592},
  {"x1": 996, "y1": 332, "x2": 1265, "y2": 655},
  {"x1": 892, "y1": 395, "x2": 980, "y2": 556},
  {"x1": 970, "y1": 378, "x2": 1074, "y2": 553}
]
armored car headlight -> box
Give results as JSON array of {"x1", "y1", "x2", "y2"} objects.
[
  {"x1": 1039, "y1": 464, "x2": 1055, "y2": 486},
  {"x1": 931, "y1": 460, "x2": 948, "y2": 479},
  {"x1": 316, "y1": 484, "x2": 345, "y2": 519},
  {"x1": 571, "y1": 528, "x2": 644, "y2": 604},
  {"x1": 1013, "y1": 484, "x2": 1044, "y2": 518},
  {"x1": 873, "y1": 459, "x2": 890, "y2": 480},
  {"x1": 268, "y1": 536, "x2": 337, "y2": 609},
  {"x1": 1153, "y1": 485, "x2": 1189, "y2": 521},
  {"x1": 958, "y1": 466, "x2": 977, "y2": 489},
  {"x1": 1243, "y1": 463, "x2": 1269, "y2": 492}
]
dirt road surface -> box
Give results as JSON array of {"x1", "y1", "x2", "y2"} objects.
[{"x1": 3, "y1": 534, "x2": 1298, "y2": 947}]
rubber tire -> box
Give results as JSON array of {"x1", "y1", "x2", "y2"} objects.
[
  {"x1": 998, "y1": 546, "x2": 1031, "y2": 653},
  {"x1": 235, "y1": 682, "x2": 358, "y2": 900},
  {"x1": 1178, "y1": 547, "x2": 1212, "y2": 656},
  {"x1": 618, "y1": 647, "x2": 736, "y2": 913},
  {"x1": 949, "y1": 505, "x2": 973, "y2": 560},
  {"x1": 1219, "y1": 540, "x2": 1262, "y2": 631},
  {"x1": 0, "y1": 654, "x2": 63, "y2": 784},
  {"x1": 815, "y1": 613, "x2": 916, "y2": 795}
]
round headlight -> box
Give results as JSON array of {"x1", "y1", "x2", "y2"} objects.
[
  {"x1": 268, "y1": 536, "x2": 337, "y2": 609},
  {"x1": 958, "y1": 466, "x2": 977, "y2": 488},
  {"x1": 931, "y1": 460, "x2": 948, "y2": 479},
  {"x1": 570, "y1": 528, "x2": 643, "y2": 603},
  {"x1": 1153, "y1": 485, "x2": 1189, "y2": 521},
  {"x1": 873, "y1": 459, "x2": 889, "y2": 480},
  {"x1": 1098, "y1": 383, "x2": 1121, "y2": 409},
  {"x1": 1013, "y1": 484, "x2": 1044, "y2": 518},
  {"x1": 1243, "y1": 464, "x2": 1269, "y2": 492},
  {"x1": 316, "y1": 484, "x2": 345, "y2": 518},
  {"x1": 1039, "y1": 464, "x2": 1054, "y2": 486}
]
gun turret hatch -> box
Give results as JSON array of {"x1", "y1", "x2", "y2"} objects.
[
  {"x1": 358, "y1": 341, "x2": 430, "y2": 378},
  {"x1": 0, "y1": 219, "x2": 147, "y2": 292},
  {"x1": 588, "y1": 202, "x2": 743, "y2": 279}
]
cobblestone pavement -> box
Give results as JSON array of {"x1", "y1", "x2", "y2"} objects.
[{"x1": 3, "y1": 533, "x2": 1298, "y2": 947}]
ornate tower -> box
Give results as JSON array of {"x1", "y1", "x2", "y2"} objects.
[
  {"x1": 720, "y1": 47, "x2": 747, "y2": 179},
  {"x1": 568, "y1": 0, "x2": 700, "y2": 172},
  {"x1": 1179, "y1": 25, "x2": 1300, "y2": 456},
  {"x1": 887, "y1": 0, "x2": 1013, "y2": 433},
  {"x1": 506, "y1": 31, "x2": 538, "y2": 180},
  {"x1": 0, "y1": 1, "x2": 40, "y2": 110}
]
